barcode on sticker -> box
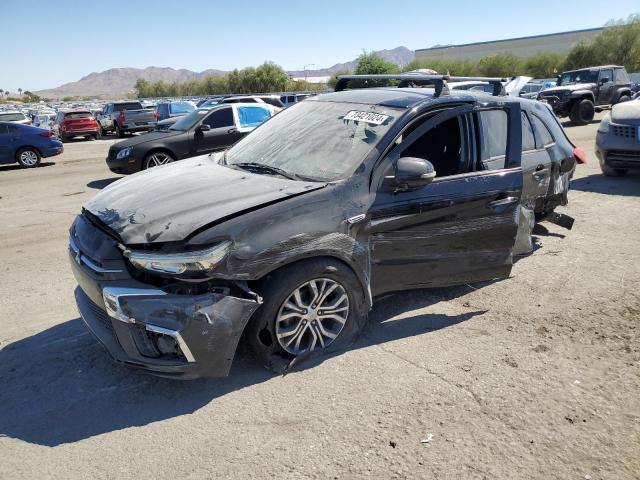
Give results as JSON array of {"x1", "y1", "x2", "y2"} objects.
[{"x1": 343, "y1": 111, "x2": 390, "y2": 125}]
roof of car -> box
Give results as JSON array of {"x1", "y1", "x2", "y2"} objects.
[
  {"x1": 563, "y1": 65, "x2": 624, "y2": 73},
  {"x1": 315, "y1": 87, "x2": 514, "y2": 109}
]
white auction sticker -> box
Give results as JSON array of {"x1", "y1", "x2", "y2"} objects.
[{"x1": 343, "y1": 111, "x2": 390, "y2": 125}]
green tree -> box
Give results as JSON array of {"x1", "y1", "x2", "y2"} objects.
[
  {"x1": 354, "y1": 51, "x2": 399, "y2": 75},
  {"x1": 564, "y1": 14, "x2": 640, "y2": 71},
  {"x1": 477, "y1": 52, "x2": 522, "y2": 77},
  {"x1": 18, "y1": 88, "x2": 22, "y2": 97},
  {"x1": 523, "y1": 52, "x2": 566, "y2": 78}
]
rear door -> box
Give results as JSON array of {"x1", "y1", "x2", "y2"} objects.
[
  {"x1": 0, "y1": 124, "x2": 13, "y2": 164},
  {"x1": 368, "y1": 104, "x2": 523, "y2": 295},
  {"x1": 194, "y1": 106, "x2": 238, "y2": 154}
]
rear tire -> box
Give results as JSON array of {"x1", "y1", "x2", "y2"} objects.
[
  {"x1": 569, "y1": 99, "x2": 594, "y2": 125},
  {"x1": 599, "y1": 157, "x2": 628, "y2": 176},
  {"x1": 16, "y1": 148, "x2": 41, "y2": 168},
  {"x1": 245, "y1": 258, "x2": 366, "y2": 372}
]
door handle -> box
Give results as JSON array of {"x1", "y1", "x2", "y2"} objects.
[
  {"x1": 533, "y1": 164, "x2": 548, "y2": 181},
  {"x1": 227, "y1": 128, "x2": 237, "y2": 134},
  {"x1": 488, "y1": 196, "x2": 518, "y2": 211}
]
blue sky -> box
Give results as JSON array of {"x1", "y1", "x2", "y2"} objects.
[{"x1": 2, "y1": 0, "x2": 638, "y2": 92}]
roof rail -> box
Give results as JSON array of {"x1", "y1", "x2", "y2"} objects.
[{"x1": 334, "y1": 74, "x2": 508, "y2": 97}]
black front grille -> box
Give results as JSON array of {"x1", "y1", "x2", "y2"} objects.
[{"x1": 612, "y1": 125, "x2": 637, "y2": 139}]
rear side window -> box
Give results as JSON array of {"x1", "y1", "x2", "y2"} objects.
[
  {"x1": 477, "y1": 110, "x2": 508, "y2": 170},
  {"x1": 530, "y1": 114, "x2": 554, "y2": 147},
  {"x1": 203, "y1": 107, "x2": 234, "y2": 128},
  {"x1": 521, "y1": 112, "x2": 536, "y2": 151},
  {"x1": 0, "y1": 113, "x2": 25, "y2": 121},
  {"x1": 237, "y1": 106, "x2": 271, "y2": 128},
  {"x1": 0, "y1": 124, "x2": 9, "y2": 134},
  {"x1": 615, "y1": 68, "x2": 630, "y2": 83}
]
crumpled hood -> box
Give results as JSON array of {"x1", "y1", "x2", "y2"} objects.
[
  {"x1": 84, "y1": 155, "x2": 325, "y2": 244},
  {"x1": 541, "y1": 83, "x2": 595, "y2": 94},
  {"x1": 611, "y1": 100, "x2": 640, "y2": 124}
]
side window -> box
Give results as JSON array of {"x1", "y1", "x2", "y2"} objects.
[
  {"x1": 530, "y1": 114, "x2": 554, "y2": 147},
  {"x1": 615, "y1": 68, "x2": 630, "y2": 83},
  {"x1": 477, "y1": 110, "x2": 508, "y2": 170},
  {"x1": 599, "y1": 69, "x2": 613, "y2": 83},
  {"x1": 399, "y1": 114, "x2": 469, "y2": 178},
  {"x1": 521, "y1": 112, "x2": 536, "y2": 151},
  {"x1": 0, "y1": 124, "x2": 8, "y2": 135},
  {"x1": 203, "y1": 107, "x2": 234, "y2": 128},
  {"x1": 237, "y1": 106, "x2": 271, "y2": 128}
]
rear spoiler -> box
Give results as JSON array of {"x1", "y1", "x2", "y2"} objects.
[{"x1": 334, "y1": 74, "x2": 507, "y2": 97}]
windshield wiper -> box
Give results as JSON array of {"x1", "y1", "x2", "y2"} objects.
[{"x1": 232, "y1": 162, "x2": 300, "y2": 180}]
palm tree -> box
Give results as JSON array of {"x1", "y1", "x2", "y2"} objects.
[{"x1": 18, "y1": 88, "x2": 22, "y2": 97}]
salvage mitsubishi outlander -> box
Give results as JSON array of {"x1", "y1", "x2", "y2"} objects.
[{"x1": 69, "y1": 74, "x2": 585, "y2": 378}]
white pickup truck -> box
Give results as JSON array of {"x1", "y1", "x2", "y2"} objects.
[{"x1": 99, "y1": 101, "x2": 157, "y2": 137}]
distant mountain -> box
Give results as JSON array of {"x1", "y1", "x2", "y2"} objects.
[
  {"x1": 287, "y1": 46, "x2": 415, "y2": 77},
  {"x1": 34, "y1": 67, "x2": 227, "y2": 99},
  {"x1": 34, "y1": 46, "x2": 415, "y2": 99}
]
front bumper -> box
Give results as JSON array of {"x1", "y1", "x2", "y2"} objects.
[
  {"x1": 69, "y1": 215, "x2": 260, "y2": 379},
  {"x1": 538, "y1": 95, "x2": 571, "y2": 116},
  {"x1": 106, "y1": 153, "x2": 142, "y2": 174},
  {"x1": 596, "y1": 127, "x2": 640, "y2": 170}
]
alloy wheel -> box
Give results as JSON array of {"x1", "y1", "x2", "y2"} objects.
[
  {"x1": 20, "y1": 150, "x2": 38, "y2": 166},
  {"x1": 275, "y1": 278, "x2": 349, "y2": 355},
  {"x1": 145, "y1": 152, "x2": 173, "y2": 168}
]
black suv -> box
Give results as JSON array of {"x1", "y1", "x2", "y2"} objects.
[
  {"x1": 538, "y1": 65, "x2": 633, "y2": 125},
  {"x1": 69, "y1": 74, "x2": 582, "y2": 379}
]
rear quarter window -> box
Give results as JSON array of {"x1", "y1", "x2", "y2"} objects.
[
  {"x1": 530, "y1": 114, "x2": 554, "y2": 147},
  {"x1": 237, "y1": 106, "x2": 271, "y2": 128},
  {"x1": 521, "y1": 112, "x2": 536, "y2": 151}
]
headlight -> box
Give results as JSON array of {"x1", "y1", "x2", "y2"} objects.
[
  {"x1": 116, "y1": 147, "x2": 133, "y2": 160},
  {"x1": 122, "y1": 241, "x2": 232, "y2": 277},
  {"x1": 598, "y1": 114, "x2": 611, "y2": 134}
]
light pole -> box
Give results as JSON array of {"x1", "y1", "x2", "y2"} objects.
[{"x1": 303, "y1": 64, "x2": 315, "y2": 84}]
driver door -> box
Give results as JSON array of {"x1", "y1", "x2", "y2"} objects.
[
  {"x1": 597, "y1": 69, "x2": 614, "y2": 105},
  {"x1": 367, "y1": 105, "x2": 523, "y2": 295},
  {"x1": 194, "y1": 106, "x2": 240, "y2": 154}
]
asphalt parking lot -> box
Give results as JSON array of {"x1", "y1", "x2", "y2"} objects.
[{"x1": 1, "y1": 116, "x2": 639, "y2": 479}]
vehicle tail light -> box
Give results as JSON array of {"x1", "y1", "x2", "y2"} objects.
[
  {"x1": 573, "y1": 146, "x2": 587, "y2": 164},
  {"x1": 39, "y1": 130, "x2": 55, "y2": 137},
  {"x1": 118, "y1": 111, "x2": 126, "y2": 124},
  {"x1": 153, "y1": 110, "x2": 158, "y2": 121},
  {"x1": 26, "y1": 120, "x2": 32, "y2": 125}
]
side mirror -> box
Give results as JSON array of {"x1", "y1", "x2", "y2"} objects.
[
  {"x1": 196, "y1": 124, "x2": 211, "y2": 132},
  {"x1": 394, "y1": 157, "x2": 436, "y2": 191},
  {"x1": 600, "y1": 77, "x2": 610, "y2": 85}
]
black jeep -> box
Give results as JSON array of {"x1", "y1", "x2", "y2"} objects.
[{"x1": 538, "y1": 65, "x2": 633, "y2": 125}]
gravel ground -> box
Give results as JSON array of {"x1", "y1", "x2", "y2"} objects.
[{"x1": 0, "y1": 117, "x2": 639, "y2": 479}]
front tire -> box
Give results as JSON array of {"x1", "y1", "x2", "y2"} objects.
[
  {"x1": 569, "y1": 99, "x2": 595, "y2": 125},
  {"x1": 143, "y1": 151, "x2": 175, "y2": 169},
  {"x1": 16, "y1": 148, "x2": 41, "y2": 168},
  {"x1": 246, "y1": 258, "x2": 366, "y2": 371}
]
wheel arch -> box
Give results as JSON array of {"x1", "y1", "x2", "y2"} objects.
[
  {"x1": 14, "y1": 145, "x2": 42, "y2": 161},
  {"x1": 252, "y1": 254, "x2": 373, "y2": 310},
  {"x1": 142, "y1": 147, "x2": 177, "y2": 167}
]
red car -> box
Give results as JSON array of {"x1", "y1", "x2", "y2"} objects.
[{"x1": 53, "y1": 110, "x2": 100, "y2": 142}]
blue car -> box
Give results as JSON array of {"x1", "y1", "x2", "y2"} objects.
[{"x1": 0, "y1": 121, "x2": 64, "y2": 168}]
